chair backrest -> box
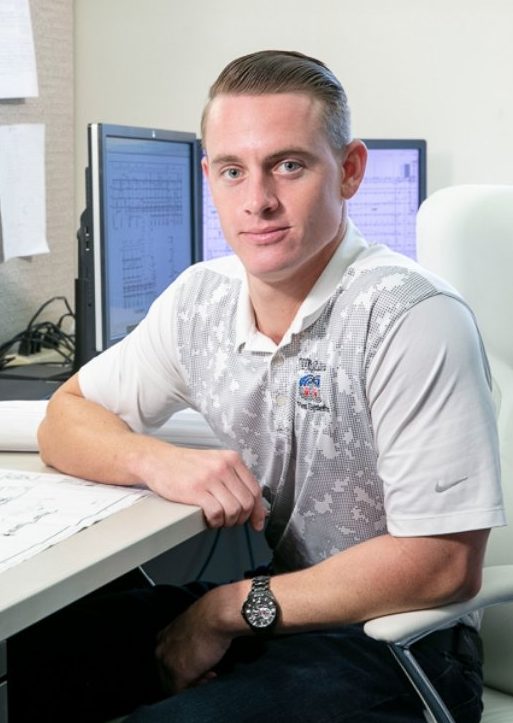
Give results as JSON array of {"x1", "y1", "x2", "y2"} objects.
[{"x1": 416, "y1": 185, "x2": 513, "y2": 694}]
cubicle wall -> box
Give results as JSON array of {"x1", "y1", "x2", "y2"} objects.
[{"x1": 0, "y1": 0, "x2": 74, "y2": 346}]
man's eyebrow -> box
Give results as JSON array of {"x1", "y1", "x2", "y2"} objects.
[
  {"x1": 209, "y1": 154, "x2": 241, "y2": 167},
  {"x1": 209, "y1": 148, "x2": 319, "y2": 168},
  {"x1": 265, "y1": 148, "x2": 319, "y2": 166}
]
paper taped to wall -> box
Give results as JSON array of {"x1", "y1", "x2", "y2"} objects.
[
  {"x1": 0, "y1": 0, "x2": 38, "y2": 99},
  {"x1": 0, "y1": 124, "x2": 48, "y2": 262}
]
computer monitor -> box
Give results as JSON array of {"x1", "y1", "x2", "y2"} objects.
[
  {"x1": 75, "y1": 123, "x2": 202, "y2": 369},
  {"x1": 200, "y1": 139, "x2": 427, "y2": 261}
]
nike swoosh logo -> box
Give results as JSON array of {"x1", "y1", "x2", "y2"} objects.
[{"x1": 435, "y1": 477, "x2": 468, "y2": 493}]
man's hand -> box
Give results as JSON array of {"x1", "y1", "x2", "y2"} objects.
[
  {"x1": 38, "y1": 377, "x2": 267, "y2": 531},
  {"x1": 139, "y1": 444, "x2": 267, "y2": 531},
  {"x1": 155, "y1": 590, "x2": 238, "y2": 693}
]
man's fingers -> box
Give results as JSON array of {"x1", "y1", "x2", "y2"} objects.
[
  {"x1": 155, "y1": 447, "x2": 265, "y2": 529},
  {"x1": 249, "y1": 498, "x2": 267, "y2": 532},
  {"x1": 195, "y1": 671, "x2": 217, "y2": 686},
  {"x1": 197, "y1": 491, "x2": 227, "y2": 528},
  {"x1": 200, "y1": 479, "x2": 253, "y2": 528},
  {"x1": 232, "y1": 455, "x2": 262, "y2": 498},
  {"x1": 192, "y1": 450, "x2": 264, "y2": 528}
]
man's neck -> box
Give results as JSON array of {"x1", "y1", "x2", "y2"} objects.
[
  {"x1": 247, "y1": 253, "x2": 334, "y2": 345},
  {"x1": 248, "y1": 280, "x2": 304, "y2": 345},
  {"x1": 245, "y1": 222, "x2": 347, "y2": 345}
]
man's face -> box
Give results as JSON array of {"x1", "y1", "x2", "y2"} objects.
[{"x1": 202, "y1": 92, "x2": 350, "y2": 287}]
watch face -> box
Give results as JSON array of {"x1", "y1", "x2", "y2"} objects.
[{"x1": 243, "y1": 593, "x2": 278, "y2": 630}]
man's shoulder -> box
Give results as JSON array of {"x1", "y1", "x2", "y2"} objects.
[
  {"x1": 171, "y1": 254, "x2": 243, "y2": 294},
  {"x1": 343, "y1": 243, "x2": 461, "y2": 299},
  {"x1": 167, "y1": 254, "x2": 244, "y2": 315}
]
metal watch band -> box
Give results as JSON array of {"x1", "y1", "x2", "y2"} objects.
[{"x1": 251, "y1": 575, "x2": 271, "y2": 593}]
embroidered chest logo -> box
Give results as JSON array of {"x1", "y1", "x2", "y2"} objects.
[
  {"x1": 297, "y1": 358, "x2": 329, "y2": 411},
  {"x1": 299, "y1": 373, "x2": 320, "y2": 400}
]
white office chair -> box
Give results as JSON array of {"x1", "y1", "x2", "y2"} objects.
[{"x1": 364, "y1": 185, "x2": 513, "y2": 722}]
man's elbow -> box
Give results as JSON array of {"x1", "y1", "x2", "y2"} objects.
[
  {"x1": 37, "y1": 415, "x2": 52, "y2": 465},
  {"x1": 451, "y1": 564, "x2": 483, "y2": 603},
  {"x1": 421, "y1": 529, "x2": 490, "y2": 606},
  {"x1": 37, "y1": 383, "x2": 76, "y2": 467},
  {"x1": 444, "y1": 531, "x2": 490, "y2": 604},
  {"x1": 37, "y1": 404, "x2": 58, "y2": 467}
]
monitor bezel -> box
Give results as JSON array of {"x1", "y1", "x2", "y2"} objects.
[
  {"x1": 362, "y1": 138, "x2": 427, "y2": 205},
  {"x1": 79, "y1": 122, "x2": 201, "y2": 363}
]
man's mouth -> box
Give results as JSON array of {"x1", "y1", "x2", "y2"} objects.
[{"x1": 240, "y1": 226, "x2": 290, "y2": 245}]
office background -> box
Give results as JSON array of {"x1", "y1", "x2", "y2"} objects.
[
  {"x1": 0, "y1": 0, "x2": 512, "y2": 582},
  {"x1": 1, "y1": 0, "x2": 512, "y2": 346},
  {"x1": 0, "y1": 0, "x2": 73, "y2": 345}
]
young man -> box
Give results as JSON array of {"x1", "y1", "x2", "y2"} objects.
[{"x1": 14, "y1": 50, "x2": 504, "y2": 721}]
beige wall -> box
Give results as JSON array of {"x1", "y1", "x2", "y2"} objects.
[
  {"x1": 0, "y1": 0, "x2": 73, "y2": 345},
  {"x1": 74, "y1": 0, "x2": 513, "y2": 223},
  {"x1": 3, "y1": 1, "x2": 511, "y2": 345}
]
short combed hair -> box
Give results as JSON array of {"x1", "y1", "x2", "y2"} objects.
[{"x1": 201, "y1": 50, "x2": 352, "y2": 152}]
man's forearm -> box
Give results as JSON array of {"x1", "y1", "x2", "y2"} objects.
[
  {"x1": 205, "y1": 529, "x2": 489, "y2": 638},
  {"x1": 38, "y1": 378, "x2": 267, "y2": 530},
  {"x1": 38, "y1": 382, "x2": 154, "y2": 486}
]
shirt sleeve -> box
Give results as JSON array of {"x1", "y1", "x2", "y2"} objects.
[
  {"x1": 367, "y1": 293, "x2": 506, "y2": 536},
  {"x1": 78, "y1": 279, "x2": 192, "y2": 433}
]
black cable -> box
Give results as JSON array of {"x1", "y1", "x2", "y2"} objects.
[
  {"x1": 0, "y1": 330, "x2": 30, "y2": 369},
  {"x1": 194, "y1": 529, "x2": 222, "y2": 580},
  {"x1": 193, "y1": 521, "x2": 257, "y2": 582},
  {"x1": 244, "y1": 521, "x2": 256, "y2": 570},
  {"x1": 0, "y1": 297, "x2": 75, "y2": 367},
  {"x1": 25, "y1": 296, "x2": 73, "y2": 330}
]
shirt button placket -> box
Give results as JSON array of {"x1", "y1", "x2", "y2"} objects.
[{"x1": 271, "y1": 353, "x2": 289, "y2": 435}]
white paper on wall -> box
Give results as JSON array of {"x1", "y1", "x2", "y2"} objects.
[
  {"x1": 0, "y1": 123, "x2": 48, "y2": 261},
  {"x1": 0, "y1": 0, "x2": 38, "y2": 99}
]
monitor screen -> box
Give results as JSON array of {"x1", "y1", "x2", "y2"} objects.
[
  {"x1": 75, "y1": 123, "x2": 201, "y2": 368},
  {"x1": 200, "y1": 139, "x2": 426, "y2": 261}
]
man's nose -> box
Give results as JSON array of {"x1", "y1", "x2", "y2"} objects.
[{"x1": 243, "y1": 174, "x2": 279, "y2": 215}]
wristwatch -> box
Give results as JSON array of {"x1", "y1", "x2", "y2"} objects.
[{"x1": 241, "y1": 575, "x2": 280, "y2": 633}]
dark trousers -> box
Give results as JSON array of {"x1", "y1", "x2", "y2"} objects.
[{"x1": 8, "y1": 579, "x2": 484, "y2": 723}]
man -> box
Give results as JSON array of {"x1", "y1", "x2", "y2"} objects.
[{"x1": 13, "y1": 50, "x2": 504, "y2": 722}]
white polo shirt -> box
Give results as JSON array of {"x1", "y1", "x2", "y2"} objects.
[{"x1": 79, "y1": 222, "x2": 505, "y2": 573}]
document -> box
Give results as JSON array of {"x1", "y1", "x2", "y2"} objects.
[
  {"x1": 0, "y1": 468, "x2": 148, "y2": 574},
  {"x1": 0, "y1": 123, "x2": 48, "y2": 261},
  {"x1": 0, "y1": 400, "x2": 47, "y2": 451},
  {"x1": 0, "y1": 0, "x2": 38, "y2": 99},
  {"x1": 0, "y1": 400, "x2": 222, "y2": 452}
]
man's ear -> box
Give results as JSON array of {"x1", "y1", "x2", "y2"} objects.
[
  {"x1": 201, "y1": 154, "x2": 209, "y2": 180},
  {"x1": 340, "y1": 140, "x2": 367, "y2": 200}
]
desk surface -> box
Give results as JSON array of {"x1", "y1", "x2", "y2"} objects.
[{"x1": 0, "y1": 453, "x2": 205, "y2": 641}]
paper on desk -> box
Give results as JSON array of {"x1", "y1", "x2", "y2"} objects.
[
  {"x1": 0, "y1": 401, "x2": 222, "y2": 452},
  {"x1": 0, "y1": 124, "x2": 48, "y2": 261},
  {"x1": 145, "y1": 408, "x2": 222, "y2": 449},
  {"x1": 0, "y1": 0, "x2": 38, "y2": 99},
  {"x1": 0, "y1": 468, "x2": 149, "y2": 574},
  {"x1": 0, "y1": 400, "x2": 47, "y2": 451}
]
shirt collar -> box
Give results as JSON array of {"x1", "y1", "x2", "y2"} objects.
[{"x1": 235, "y1": 220, "x2": 369, "y2": 352}]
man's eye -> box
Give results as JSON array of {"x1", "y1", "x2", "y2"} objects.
[
  {"x1": 222, "y1": 168, "x2": 242, "y2": 180},
  {"x1": 278, "y1": 161, "x2": 302, "y2": 173}
]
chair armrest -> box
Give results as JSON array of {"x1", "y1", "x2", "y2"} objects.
[{"x1": 363, "y1": 565, "x2": 513, "y2": 647}]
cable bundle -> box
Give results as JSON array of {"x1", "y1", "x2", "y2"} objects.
[{"x1": 0, "y1": 296, "x2": 75, "y2": 370}]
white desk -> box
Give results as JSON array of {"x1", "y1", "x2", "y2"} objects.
[
  {"x1": 0, "y1": 452, "x2": 206, "y2": 721},
  {"x1": 0, "y1": 452, "x2": 205, "y2": 639}
]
